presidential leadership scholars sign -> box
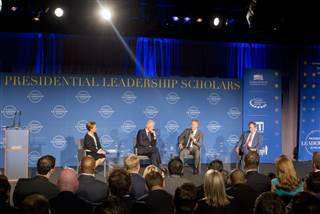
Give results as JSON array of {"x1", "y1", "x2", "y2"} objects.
[{"x1": 0, "y1": 73, "x2": 242, "y2": 167}]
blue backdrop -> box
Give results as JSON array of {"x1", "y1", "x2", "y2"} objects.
[
  {"x1": 299, "y1": 58, "x2": 320, "y2": 160},
  {"x1": 0, "y1": 73, "x2": 242, "y2": 167},
  {"x1": 243, "y1": 69, "x2": 282, "y2": 162}
]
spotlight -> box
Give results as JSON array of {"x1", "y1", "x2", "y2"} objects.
[
  {"x1": 54, "y1": 7, "x2": 64, "y2": 18},
  {"x1": 184, "y1": 17, "x2": 191, "y2": 22},
  {"x1": 172, "y1": 16, "x2": 179, "y2": 22},
  {"x1": 212, "y1": 17, "x2": 220, "y2": 27},
  {"x1": 100, "y1": 8, "x2": 112, "y2": 21},
  {"x1": 196, "y1": 18, "x2": 203, "y2": 23},
  {"x1": 11, "y1": 6, "x2": 17, "y2": 12}
]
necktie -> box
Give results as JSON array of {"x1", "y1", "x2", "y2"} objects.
[
  {"x1": 147, "y1": 131, "x2": 151, "y2": 141},
  {"x1": 245, "y1": 133, "x2": 253, "y2": 146}
]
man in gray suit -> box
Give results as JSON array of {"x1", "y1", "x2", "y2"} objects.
[
  {"x1": 235, "y1": 121, "x2": 263, "y2": 169},
  {"x1": 178, "y1": 119, "x2": 203, "y2": 174}
]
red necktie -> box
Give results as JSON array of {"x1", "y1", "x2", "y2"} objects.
[{"x1": 245, "y1": 133, "x2": 253, "y2": 146}]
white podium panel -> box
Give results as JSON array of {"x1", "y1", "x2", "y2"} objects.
[{"x1": 4, "y1": 128, "x2": 29, "y2": 181}]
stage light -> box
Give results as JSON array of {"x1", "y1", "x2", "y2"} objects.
[
  {"x1": 0, "y1": 0, "x2": 2, "y2": 13},
  {"x1": 172, "y1": 16, "x2": 179, "y2": 22},
  {"x1": 184, "y1": 17, "x2": 191, "y2": 22},
  {"x1": 213, "y1": 17, "x2": 220, "y2": 27},
  {"x1": 54, "y1": 7, "x2": 64, "y2": 18},
  {"x1": 11, "y1": 6, "x2": 17, "y2": 12},
  {"x1": 196, "y1": 18, "x2": 203, "y2": 23},
  {"x1": 100, "y1": 8, "x2": 112, "y2": 21}
]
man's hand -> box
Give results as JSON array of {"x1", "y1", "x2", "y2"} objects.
[
  {"x1": 179, "y1": 144, "x2": 183, "y2": 150},
  {"x1": 97, "y1": 149, "x2": 106, "y2": 155}
]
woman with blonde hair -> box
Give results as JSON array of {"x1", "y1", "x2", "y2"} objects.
[
  {"x1": 195, "y1": 170, "x2": 235, "y2": 213},
  {"x1": 271, "y1": 155, "x2": 303, "y2": 196}
]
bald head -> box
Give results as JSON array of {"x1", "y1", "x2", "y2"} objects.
[
  {"x1": 230, "y1": 169, "x2": 246, "y2": 185},
  {"x1": 57, "y1": 168, "x2": 79, "y2": 193},
  {"x1": 81, "y1": 156, "x2": 96, "y2": 174}
]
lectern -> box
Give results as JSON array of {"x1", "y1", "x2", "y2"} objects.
[{"x1": 4, "y1": 128, "x2": 29, "y2": 181}]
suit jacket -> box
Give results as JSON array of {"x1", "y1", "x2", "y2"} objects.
[
  {"x1": 13, "y1": 175, "x2": 59, "y2": 206},
  {"x1": 139, "y1": 189, "x2": 174, "y2": 214},
  {"x1": 50, "y1": 191, "x2": 92, "y2": 214},
  {"x1": 83, "y1": 133, "x2": 102, "y2": 153},
  {"x1": 136, "y1": 129, "x2": 157, "y2": 155},
  {"x1": 237, "y1": 131, "x2": 263, "y2": 156},
  {"x1": 164, "y1": 175, "x2": 190, "y2": 196},
  {"x1": 130, "y1": 173, "x2": 147, "y2": 199},
  {"x1": 178, "y1": 128, "x2": 203, "y2": 149},
  {"x1": 77, "y1": 174, "x2": 109, "y2": 204},
  {"x1": 246, "y1": 170, "x2": 271, "y2": 194}
]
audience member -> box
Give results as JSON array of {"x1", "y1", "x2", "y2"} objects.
[
  {"x1": 140, "y1": 171, "x2": 174, "y2": 214},
  {"x1": 0, "y1": 175, "x2": 18, "y2": 214},
  {"x1": 19, "y1": 194, "x2": 50, "y2": 214},
  {"x1": 208, "y1": 159, "x2": 223, "y2": 172},
  {"x1": 286, "y1": 192, "x2": 320, "y2": 214},
  {"x1": 124, "y1": 154, "x2": 147, "y2": 199},
  {"x1": 254, "y1": 192, "x2": 285, "y2": 214},
  {"x1": 271, "y1": 155, "x2": 303, "y2": 197},
  {"x1": 174, "y1": 183, "x2": 197, "y2": 214},
  {"x1": 305, "y1": 171, "x2": 320, "y2": 198},
  {"x1": 77, "y1": 156, "x2": 109, "y2": 204},
  {"x1": 195, "y1": 170, "x2": 236, "y2": 214},
  {"x1": 164, "y1": 157, "x2": 190, "y2": 195},
  {"x1": 312, "y1": 152, "x2": 320, "y2": 172},
  {"x1": 13, "y1": 155, "x2": 59, "y2": 206},
  {"x1": 95, "y1": 197, "x2": 122, "y2": 214},
  {"x1": 143, "y1": 165, "x2": 164, "y2": 178},
  {"x1": 50, "y1": 168, "x2": 92, "y2": 214},
  {"x1": 227, "y1": 169, "x2": 259, "y2": 214},
  {"x1": 244, "y1": 151, "x2": 271, "y2": 194}
]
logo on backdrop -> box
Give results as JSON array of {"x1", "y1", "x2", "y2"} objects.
[
  {"x1": 75, "y1": 91, "x2": 91, "y2": 104},
  {"x1": 165, "y1": 120, "x2": 180, "y2": 133},
  {"x1": 143, "y1": 106, "x2": 159, "y2": 118},
  {"x1": 121, "y1": 91, "x2": 137, "y2": 104},
  {"x1": 227, "y1": 134, "x2": 239, "y2": 147},
  {"x1": 100, "y1": 134, "x2": 115, "y2": 148},
  {"x1": 166, "y1": 92, "x2": 180, "y2": 104},
  {"x1": 186, "y1": 106, "x2": 200, "y2": 118},
  {"x1": 28, "y1": 120, "x2": 43, "y2": 134},
  {"x1": 207, "y1": 121, "x2": 222, "y2": 133},
  {"x1": 75, "y1": 120, "x2": 88, "y2": 133},
  {"x1": 51, "y1": 105, "x2": 68, "y2": 118},
  {"x1": 227, "y1": 107, "x2": 241, "y2": 119},
  {"x1": 301, "y1": 130, "x2": 320, "y2": 155},
  {"x1": 256, "y1": 121, "x2": 265, "y2": 133},
  {"x1": 1, "y1": 105, "x2": 17, "y2": 118},
  {"x1": 259, "y1": 145, "x2": 268, "y2": 156},
  {"x1": 28, "y1": 151, "x2": 42, "y2": 165},
  {"x1": 51, "y1": 135, "x2": 67, "y2": 149},
  {"x1": 98, "y1": 105, "x2": 114, "y2": 119},
  {"x1": 250, "y1": 74, "x2": 268, "y2": 86},
  {"x1": 249, "y1": 98, "x2": 267, "y2": 109},
  {"x1": 27, "y1": 90, "x2": 44, "y2": 103},
  {"x1": 207, "y1": 93, "x2": 222, "y2": 105},
  {"x1": 121, "y1": 120, "x2": 136, "y2": 133}
]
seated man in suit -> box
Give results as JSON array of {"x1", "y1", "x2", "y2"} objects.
[
  {"x1": 136, "y1": 120, "x2": 161, "y2": 167},
  {"x1": 178, "y1": 119, "x2": 203, "y2": 174},
  {"x1": 77, "y1": 156, "x2": 109, "y2": 205},
  {"x1": 235, "y1": 121, "x2": 263, "y2": 169},
  {"x1": 50, "y1": 168, "x2": 92, "y2": 214},
  {"x1": 13, "y1": 155, "x2": 59, "y2": 207}
]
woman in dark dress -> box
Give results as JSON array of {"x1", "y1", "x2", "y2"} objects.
[
  {"x1": 83, "y1": 121, "x2": 106, "y2": 167},
  {"x1": 195, "y1": 169, "x2": 236, "y2": 214}
]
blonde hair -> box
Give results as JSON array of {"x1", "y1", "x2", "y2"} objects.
[
  {"x1": 124, "y1": 154, "x2": 140, "y2": 172},
  {"x1": 204, "y1": 169, "x2": 231, "y2": 207},
  {"x1": 143, "y1": 165, "x2": 164, "y2": 178},
  {"x1": 275, "y1": 155, "x2": 300, "y2": 191}
]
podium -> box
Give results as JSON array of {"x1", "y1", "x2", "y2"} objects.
[{"x1": 4, "y1": 128, "x2": 29, "y2": 181}]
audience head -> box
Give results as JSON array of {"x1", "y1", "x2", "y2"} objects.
[
  {"x1": 0, "y1": 175, "x2": 10, "y2": 203},
  {"x1": 86, "y1": 121, "x2": 97, "y2": 133},
  {"x1": 57, "y1": 168, "x2": 79, "y2": 193},
  {"x1": 145, "y1": 171, "x2": 164, "y2": 191},
  {"x1": 124, "y1": 154, "x2": 140, "y2": 173},
  {"x1": 191, "y1": 119, "x2": 199, "y2": 131},
  {"x1": 254, "y1": 192, "x2": 285, "y2": 214},
  {"x1": 108, "y1": 168, "x2": 131, "y2": 198},
  {"x1": 312, "y1": 152, "x2": 320, "y2": 171},
  {"x1": 19, "y1": 194, "x2": 50, "y2": 214},
  {"x1": 208, "y1": 159, "x2": 223, "y2": 172},
  {"x1": 95, "y1": 197, "x2": 122, "y2": 214},
  {"x1": 244, "y1": 151, "x2": 260, "y2": 170},
  {"x1": 145, "y1": 119, "x2": 155, "y2": 131},
  {"x1": 174, "y1": 183, "x2": 197, "y2": 214},
  {"x1": 143, "y1": 164, "x2": 163, "y2": 178},
  {"x1": 229, "y1": 169, "x2": 246, "y2": 185},
  {"x1": 203, "y1": 169, "x2": 230, "y2": 207},
  {"x1": 305, "y1": 171, "x2": 320, "y2": 193},
  {"x1": 275, "y1": 155, "x2": 300, "y2": 191},
  {"x1": 288, "y1": 192, "x2": 320, "y2": 214},
  {"x1": 80, "y1": 156, "x2": 96, "y2": 174},
  {"x1": 168, "y1": 157, "x2": 184, "y2": 176},
  {"x1": 37, "y1": 155, "x2": 55, "y2": 177},
  {"x1": 249, "y1": 121, "x2": 257, "y2": 133}
]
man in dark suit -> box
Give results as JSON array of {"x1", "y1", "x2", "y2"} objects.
[
  {"x1": 77, "y1": 156, "x2": 109, "y2": 205},
  {"x1": 13, "y1": 155, "x2": 59, "y2": 207},
  {"x1": 244, "y1": 151, "x2": 270, "y2": 194},
  {"x1": 235, "y1": 121, "x2": 263, "y2": 169},
  {"x1": 227, "y1": 169, "x2": 259, "y2": 214},
  {"x1": 178, "y1": 119, "x2": 203, "y2": 174},
  {"x1": 50, "y1": 168, "x2": 92, "y2": 214},
  {"x1": 136, "y1": 120, "x2": 161, "y2": 166}
]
